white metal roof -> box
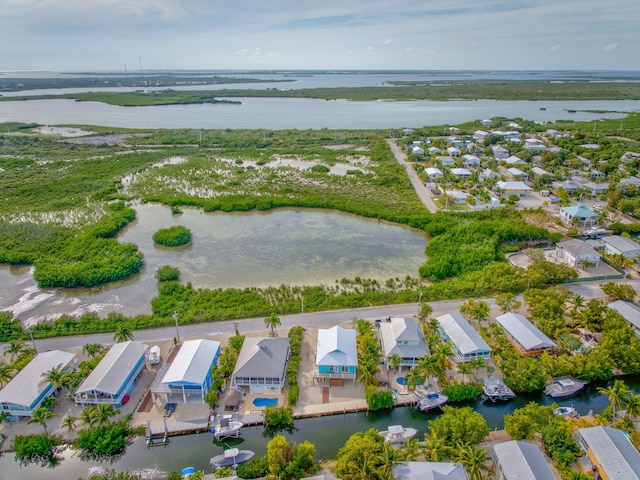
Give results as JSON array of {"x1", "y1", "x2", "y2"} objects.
[
  {"x1": 436, "y1": 314, "x2": 491, "y2": 355},
  {"x1": 393, "y1": 461, "x2": 469, "y2": 480},
  {"x1": 232, "y1": 337, "x2": 289, "y2": 380},
  {"x1": 608, "y1": 300, "x2": 640, "y2": 330},
  {"x1": 497, "y1": 181, "x2": 532, "y2": 191},
  {"x1": 162, "y1": 339, "x2": 220, "y2": 385},
  {"x1": 496, "y1": 313, "x2": 556, "y2": 351},
  {"x1": 604, "y1": 235, "x2": 640, "y2": 254},
  {"x1": 579, "y1": 426, "x2": 640, "y2": 480},
  {"x1": 378, "y1": 317, "x2": 430, "y2": 359},
  {"x1": 315, "y1": 326, "x2": 357, "y2": 367},
  {"x1": 0, "y1": 350, "x2": 75, "y2": 408},
  {"x1": 75, "y1": 341, "x2": 146, "y2": 396},
  {"x1": 493, "y1": 441, "x2": 556, "y2": 479}
]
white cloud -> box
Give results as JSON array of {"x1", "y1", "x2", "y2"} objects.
[
  {"x1": 379, "y1": 39, "x2": 393, "y2": 46},
  {"x1": 550, "y1": 45, "x2": 560, "y2": 51},
  {"x1": 603, "y1": 42, "x2": 619, "y2": 51}
]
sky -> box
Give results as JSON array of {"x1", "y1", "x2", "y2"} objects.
[{"x1": 1, "y1": 0, "x2": 639, "y2": 72}]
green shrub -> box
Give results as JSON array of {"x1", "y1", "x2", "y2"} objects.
[
  {"x1": 11, "y1": 433, "x2": 61, "y2": 464},
  {"x1": 236, "y1": 455, "x2": 269, "y2": 479},
  {"x1": 73, "y1": 419, "x2": 131, "y2": 457},
  {"x1": 263, "y1": 406, "x2": 294, "y2": 428},
  {"x1": 287, "y1": 384, "x2": 299, "y2": 407},
  {"x1": 152, "y1": 226, "x2": 192, "y2": 247},
  {"x1": 310, "y1": 164, "x2": 330, "y2": 173},
  {"x1": 365, "y1": 385, "x2": 394, "y2": 410},
  {"x1": 442, "y1": 382, "x2": 483, "y2": 402},
  {"x1": 155, "y1": 265, "x2": 181, "y2": 281}
]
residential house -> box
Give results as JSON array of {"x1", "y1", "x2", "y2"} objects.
[
  {"x1": 491, "y1": 145, "x2": 510, "y2": 159},
  {"x1": 497, "y1": 180, "x2": 531, "y2": 197},
  {"x1": 0, "y1": 350, "x2": 76, "y2": 418},
  {"x1": 150, "y1": 339, "x2": 221, "y2": 404},
  {"x1": 394, "y1": 462, "x2": 469, "y2": 480},
  {"x1": 428, "y1": 146, "x2": 441, "y2": 155},
  {"x1": 580, "y1": 143, "x2": 600, "y2": 149},
  {"x1": 232, "y1": 337, "x2": 290, "y2": 394},
  {"x1": 525, "y1": 138, "x2": 546, "y2": 151},
  {"x1": 603, "y1": 235, "x2": 640, "y2": 259},
  {"x1": 435, "y1": 314, "x2": 492, "y2": 363},
  {"x1": 559, "y1": 205, "x2": 599, "y2": 227},
  {"x1": 506, "y1": 167, "x2": 528, "y2": 181},
  {"x1": 531, "y1": 166, "x2": 551, "y2": 178},
  {"x1": 576, "y1": 426, "x2": 640, "y2": 480},
  {"x1": 493, "y1": 440, "x2": 559, "y2": 480},
  {"x1": 377, "y1": 317, "x2": 429, "y2": 371},
  {"x1": 555, "y1": 239, "x2": 601, "y2": 267},
  {"x1": 501, "y1": 131, "x2": 521, "y2": 141},
  {"x1": 495, "y1": 313, "x2": 557, "y2": 357},
  {"x1": 462, "y1": 154, "x2": 481, "y2": 168},
  {"x1": 552, "y1": 180, "x2": 584, "y2": 195},
  {"x1": 314, "y1": 326, "x2": 357, "y2": 383},
  {"x1": 425, "y1": 167, "x2": 444, "y2": 181},
  {"x1": 437, "y1": 156, "x2": 458, "y2": 167},
  {"x1": 466, "y1": 142, "x2": 484, "y2": 155},
  {"x1": 481, "y1": 119, "x2": 492, "y2": 127},
  {"x1": 480, "y1": 168, "x2": 501, "y2": 183},
  {"x1": 622, "y1": 152, "x2": 640, "y2": 163},
  {"x1": 450, "y1": 167, "x2": 472, "y2": 179},
  {"x1": 447, "y1": 147, "x2": 461, "y2": 158},
  {"x1": 619, "y1": 177, "x2": 640, "y2": 191},
  {"x1": 473, "y1": 130, "x2": 491, "y2": 142},
  {"x1": 582, "y1": 181, "x2": 609, "y2": 197},
  {"x1": 608, "y1": 300, "x2": 640, "y2": 338},
  {"x1": 446, "y1": 190, "x2": 472, "y2": 204},
  {"x1": 411, "y1": 146, "x2": 425, "y2": 155},
  {"x1": 75, "y1": 341, "x2": 146, "y2": 406},
  {"x1": 591, "y1": 170, "x2": 606, "y2": 180},
  {"x1": 503, "y1": 155, "x2": 526, "y2": 166}
]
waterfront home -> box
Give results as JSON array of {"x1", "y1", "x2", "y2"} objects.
[
  {"x1": 607, "y1": 300, "x2": 640, "y2": 338},
  {"x1": 603, "y1": 235, "x2": 640, "y2": 259},
  {"x1": 435, "y1": 314, "x2": 492, "y2": 363},
  {"x1": 314, "y1": 326, "x2": 357, "y2": 384},
  {"x1": 232, "y1": 337, "x2": 290, "y2": 394},
  {"x1": 437, "y1": 156, "x2": 458, "y2": 167},
  {"x1": 506, "y1": 167, "x2": 528, "y2": 181},
  {"x1": 503, "y1": 155, "x2": 526, "y2": 166},
  {"x1": 393, "y1": 461, "x2": 469, "y2": 480},
  {"x1": 576, "y1": 426, "x2": 640, "y2": 479},
  {"x1": 495, "y1": 313, "x2": 557, "y2": 357},
  {"x1": 425, "y1": 167, "x2": 444, "y2": 181},
  {"x1": 377, "y1": 317, "x2": 429, "y2": 371},
  {"x1": 559, "y1": 205, "x2": 599, "y2": 227},
  {"x1": 151, "y1": 339, "x2": 221, "y2": 404},
  {"x1": 0, "y1": 350, "x2": 76, "y2": 418},
  {"x1": 75, "y1": 341, "x2": 146, "y2": 407},
  {"x1": 462, "y1": 154, "x2": 481, "y2": 168},
  {"x1": 493, "y1": 440, "x2": 559, "y2": 479},
  {"x1": 496, "y1": 181, "x2": 531, "y2": 198},
  {"x1": 446, "y1": 147, "x2": 461, "y2": 158},
  {"x1": 450, "y1": 167, "x2": 472, "y2": 179},
  {"x1": 492, "y1": 145, "x2": 510, "y2": 159},
  {"x1": 555, "y1": 239, "x2": 601, "y2": 268}
]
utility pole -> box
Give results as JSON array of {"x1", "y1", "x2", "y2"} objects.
[
  {"x1": 29, "y1": 328, "x2": 38, "y2": 355},
  {"x1": 301, "y1": 296, "x2": 305, "y2": 326},
  {"x1": 173, "y1": 311, "x2": 181, "y2": 345}
]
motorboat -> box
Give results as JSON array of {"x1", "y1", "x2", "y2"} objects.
[
  {"x1": 148, "y1": 345, "x2": 161, "y2": 365},
  {"x1": 416, "y1": 391, "x2": 448, "y2": 411},
  {"x1": 544, "y1": 377, "x2": 586, "y2": 398},
  {"x1": 210, "y1": 414, "x2": 244, "y2": 439},
  {"x1": 210, "y1": 448, "x2": 255, "y2": 468},
  {"x1": 378, "y1": 425, "x2": 418, "y2": 444},
  {"x1": 554, "y1": 405, "x2": 579, "y2": 418},
  {"x1": 483, "y1": 377, "x2": 515, "y2": 402}
]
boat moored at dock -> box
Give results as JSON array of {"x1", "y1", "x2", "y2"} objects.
[
  {"x1": 483, "y1": 377, "x2": 515, "y2": 402},
  {"x1": 378, "y1": 425, "x2": 418, "y2": 444}
]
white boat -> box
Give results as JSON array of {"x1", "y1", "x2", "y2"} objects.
[
  {"x1": 544, "y1": 377, "x2": 586, "y2": 398},
  {"x1": 210, "y1": 414, "x2": 244, "y2": 439},
  {"x1": 148, "y1": 345, "x2": 161, "y2": 365},
  {"x1": 416, "y1": 391, "x2": 448, "y2": 411},
  {"x1": 483, "y1": 377, "x2": 515, "y2": 402},
  {"x1": 554, "y1": 405, "x2": 579, "y2": 418},
  {"x1": 210, "y1": 448, "x2": 255, "y2": 468},
  {"x1": 378, "y1": 425, "x2": 418, "y2": 444}
]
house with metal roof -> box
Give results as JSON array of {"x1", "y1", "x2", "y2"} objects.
[
  {"x1": 555, "y1": 239, "x2": 601, "y2": 268},
  {"x1": 393, "y1": 461, "x2": 469, "y2": 480},
  {"x1": 496, "y1": 313, "x2": 557, "y2": 357},
  {"x1": 608, "y1": 300, "x2": 640, "y2": 337},
  {"x1": 577, "y1": 426, "x2": 640, "y2": 479},
  {"x1": 450, "y1": 168, "x2": 472, "y2": 179},
  {"x1": 603, "y1": 235, "x2": 640, "y2": 259},
  {"x1": 496, "y1": 181, "x2": 532, "y2": 197},
  {"x1": 437, "y1": 156, "x2": 458, "y2": 167},
  {"x1": 232, "y1": 337, "x2": 290, "y2": 394},
  {"x1": 462, "y1": 154, "x2": 481, "y2": 168},
  {"x1": 492, "y1": 145, "x2": 510, "y2": 159},
  {"x1": 559, "y1": 205, "x2": 599, "y2": 227},
  {"x1": 150, "y1": 339, "x2": 221, "y2": 404},
  {"x1": 503, "y1": 155, "x2": 526, "y2": 166},
  {"x1": 74, "y1": 341, "x2": 146, "y2": 406},
  {"x1": 0, "y1": 350, "x2": 76, "y2": 418},
  {"x1": 435, "y1": 314, "x2": 492, "y2": 363},
  {"x1": 314, "y1": 326, "x2": 357, "y2": 383},
  {"x1": 506, "y1": 167, "x2": 528, "y2": 181},
  {"x1": 493, "y1": 440, "x2": 559, "y2": 479},
  {"x1": 447, "y1": 146, "x2": 461, "y2": 158},
  {"x1": 425, "y1": 167, "x2": 444, "y2": 181},
  {"x1": 377, "y1": 317, "x2": 429, "y2": 371}
]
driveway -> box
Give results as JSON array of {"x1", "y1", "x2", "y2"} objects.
[{"x1": 387, "y1": 139, "x2": 438, "y2": 213}]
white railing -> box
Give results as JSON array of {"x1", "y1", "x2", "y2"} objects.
[{"x1": 312, "y1": 371, "x2": 356, "y2": 380}]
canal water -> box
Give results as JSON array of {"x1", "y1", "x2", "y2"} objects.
[{"x1": 2, "y1": 376, "x2": 638, "y2": 479}]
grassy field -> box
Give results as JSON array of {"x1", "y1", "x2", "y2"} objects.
[{"x1": 2, "y1": 80, "x2": 639, "y2": 106}]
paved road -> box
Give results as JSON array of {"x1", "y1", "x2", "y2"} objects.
[{"x1": 387, "y1": 139, "x2": 438, "y2": 213}]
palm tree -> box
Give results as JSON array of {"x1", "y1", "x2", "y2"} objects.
[
  {"x1": 422, "y1": 431, "x2": 451, "y2": 462},
  {"x1": 28, "y1": 406, "x2": 57, "y2": 435},
  {"x1": 597, "y1": 379, "x2": 630, "y2": 418},
  {"x1": 388, "y1": 354, "x2": 402, "y2": 384},
  {"x1": 418, "y1": 303, "x2": 433, "y2": 324},
  {"x1": 94, "y1": 404, "x2": 120, "y2": 427},
  {"x1": 433, "y1": 342, "x2": 454, "y2": 376},
  {"x1": 61, "y1": 415, "x2": 78, "y2": 432},
  {"x1": 82, "y1": 343, "x2": 104, "y2": 357},
  {"x1": 416, "y1": 355, "x2": 439, "y2": 388},
  {"x1": 405, "y1": 367, "x2": 423, "y2": 392},
  {"x1": 566, "y1": 472, "x2": 592, "y2": 480},
  {"x1": 41, "y1": 364, "x2": 69, "y2": 393},
  {"x1": 264, "y1": 313, "x2": 281, "y2": 336},
  {"x1": 399, "y1": 438, "x2": 421, "y2": 461},
  {"x1": 81, "y1": 406, "x2": 98, "y2": 427},
  {"x1": 4, "y1": 339, "x2": 27, "y2": 361},
  {"x1": 0, "y1": 362, "x2": 14, "y2": 387},
  {"x1": 457, "y1": 362, "x2": 472, "y2": 383},
  {"x1": 623, "y1": 393, "x2": 640, "y2": 419},
  {"x1": 453, "y1": 443, "x2": 492, "y2": 480},
  {"x1": 113, "y1": 325, "x2": 134, "y2": 343},
  {"x1": 567, "y1": 293, "x2": 586, "y2": 320},
  {"x1": 470, "y1": 357, "x2": 486, "y2": 380}
]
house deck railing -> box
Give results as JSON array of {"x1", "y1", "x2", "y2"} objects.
[{"x1": 312, "y1": 371, "x2": 356, "y2": 380}]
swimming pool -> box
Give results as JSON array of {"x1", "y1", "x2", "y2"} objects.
[{"x1": 253, "y1": 397, "x2": 279, "y2": 407}]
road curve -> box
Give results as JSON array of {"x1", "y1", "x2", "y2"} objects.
[{"x1": 387, "y1": 139, "x2": 438, "y2": 213}]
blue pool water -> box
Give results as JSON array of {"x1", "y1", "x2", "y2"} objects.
[
  {"x1": 396, "y1": 377, "x2": 422, "y2": 386},
  {"x1": 253, "y1": 397, "x2": 279, "y2": 407}
]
